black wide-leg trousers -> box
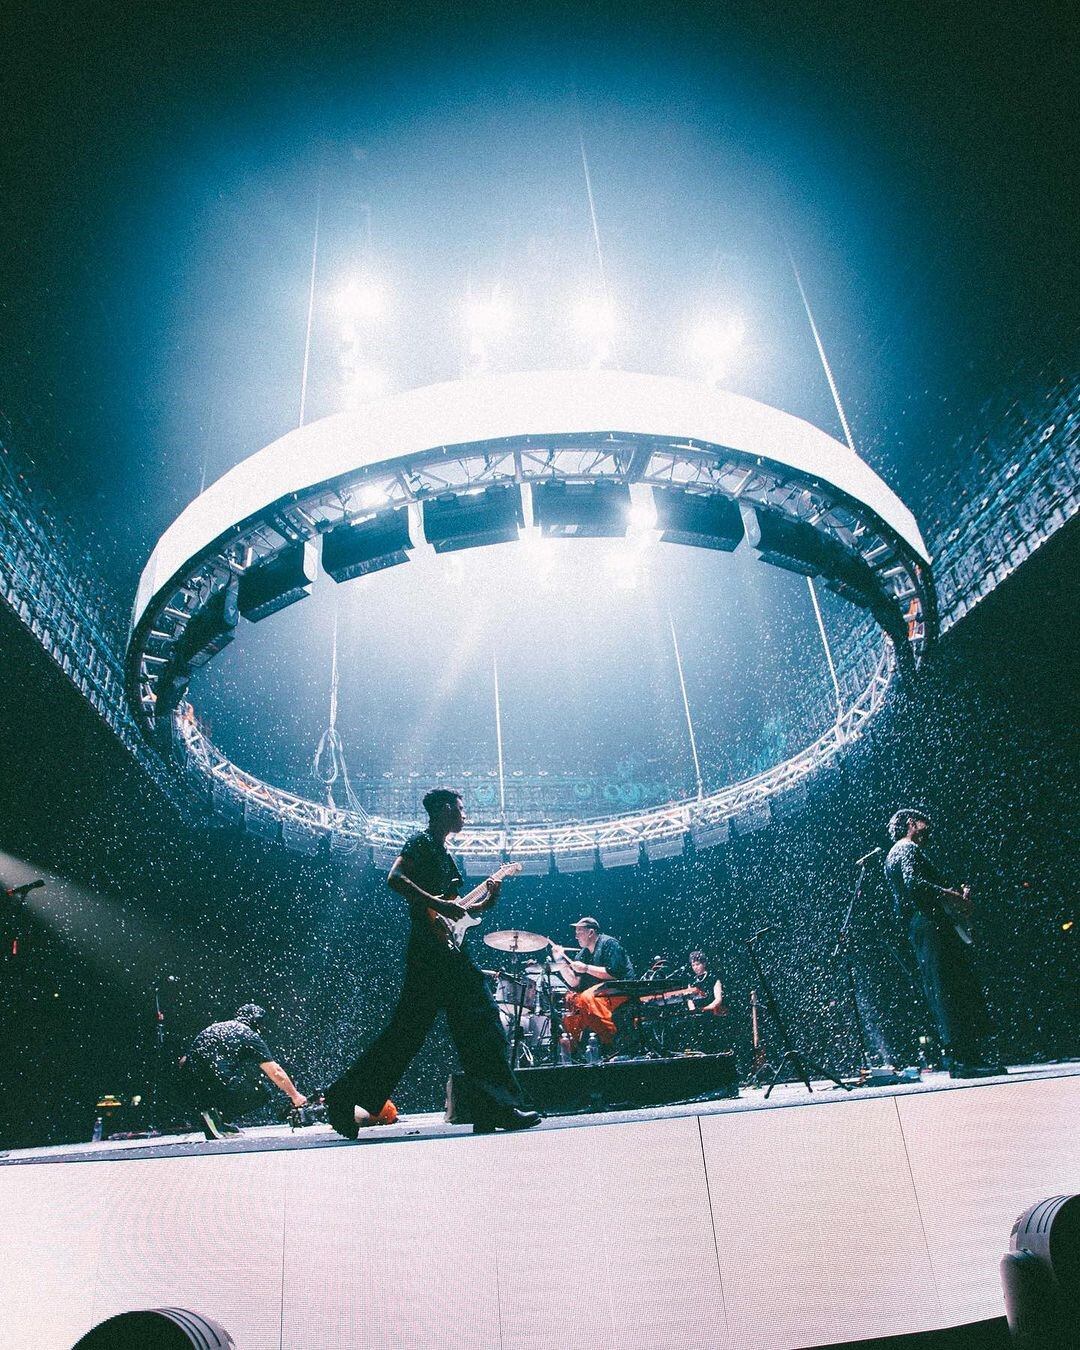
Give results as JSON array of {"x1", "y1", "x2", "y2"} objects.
[
  {"x1": 908, "y1": 914, "x2": 991, "y2": 1060},
  {"x1": 326, "y1": 932, "x2": 526, "y2": 1120}
]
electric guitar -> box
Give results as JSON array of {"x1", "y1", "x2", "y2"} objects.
[
  {"x1": 426, "y1": 863, "x2": 523, "y2": 951},
  {"x1": 928, "y1": 882, "x2": 974, "y2": 945}
]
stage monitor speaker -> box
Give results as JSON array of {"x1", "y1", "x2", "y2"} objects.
[{"x1": 448, "y1": 1053, "x2": 739, "y2": 1120}]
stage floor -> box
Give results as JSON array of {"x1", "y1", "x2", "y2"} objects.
[
  {"x1": 2, "y1": 1061, "x2": 1075, "y2": 1349},
  {"x1": 2, "y1": 1058, "x2": 1074, "y2": 1166}
]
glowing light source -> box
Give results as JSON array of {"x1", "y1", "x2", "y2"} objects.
[
  {"x1": 688, "y1": 315, "x2": 745, "y2": 380},
  {"x1": 573, "y1": 296, "x2": 617, "y2": 342},
  {"x1": 335, "y1": 278, "x2": 386, "y2": 324},
  {"x1": 342, "y1": 366, "x2": 388, "y2": 407},
  {"x1": 463, "y1": 292, "x2": 513, "y2": 341},
  {"x1": 356, "y1": 483, "x2": 391, "y2": 511}
]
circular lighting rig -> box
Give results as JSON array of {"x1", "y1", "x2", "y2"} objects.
[{"x1": 127, "y1": 370, "x2": 935, "y2": 864}]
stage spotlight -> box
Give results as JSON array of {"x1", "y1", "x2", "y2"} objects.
[
  {"x1": 654, "y1": 487, "x2": 744, "y2": 552},
  {"x1": 423, "y1": 483, "x2": 524, "y2": 553},
  {"x1": 1001, "y1": 1194, "x2": 1079, "y2": 1347},
  {"x1": 73, "y1": 1307, "x2": 234, "y2": 1349},
  {"x1": 237, "y1": 542, "x2": 316, "y2": 623},
  {"x1": 689, "y1": 315, "x2": 745, "y2": 375},
  {"x1": 625, "y1": 484, "x2": 658, "y2": 534},
  {"x1": 533, "y1": 479, "x2": 631, "y2": 538},
  {"x1": 335, "y1": 278, "x2": 385, "y2": 323},
  {"x1": 322, "y1": 507, "x2": 412, "y2": 582},
  {"x1": 176, "y1": 578, "x2": 239, "y2": 668},
  {"x1": 355, "y1": 483, "x2": 391, "y2": 511}
]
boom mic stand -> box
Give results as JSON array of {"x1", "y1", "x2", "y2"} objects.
[{"x1": 743, "y1": 928, "x2": 850, "y2": 1098}]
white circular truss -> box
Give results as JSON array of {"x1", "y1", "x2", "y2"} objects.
[{"x1": 128, "y1": 370, "x2": 935, "y2": 862}]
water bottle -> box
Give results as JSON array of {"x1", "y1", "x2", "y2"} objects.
[
  {"x1": 585, "y1": 1033, "x2": 601, "y2": 1066},
  {"x1": 558, "y1": 1034, "x2": 573, "y2": 1066},
  {"x1": 91, "y1": 1116, "x2": 104, "y2": 1143}
]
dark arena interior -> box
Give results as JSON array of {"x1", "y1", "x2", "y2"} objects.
[{"x1": 1, "y1": 4, "x2": 1077, "y2": 1348}]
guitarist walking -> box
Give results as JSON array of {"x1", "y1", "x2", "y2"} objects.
[
  {"x1": 324, "y1": 788, "x2": 541, "y2": 1137},
  {"x1": 885, "y1": 808, "x2": 1004, "y2": 1079}
]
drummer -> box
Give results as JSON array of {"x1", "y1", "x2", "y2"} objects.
[{"x1": 551, "y1": 916, "x2": 635, "y2": 1053}]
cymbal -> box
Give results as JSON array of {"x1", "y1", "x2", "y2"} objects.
[{"x1": 483, "y1": 929, "x2": 549, "y2": 953}]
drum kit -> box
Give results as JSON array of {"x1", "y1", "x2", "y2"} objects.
[
  {"x1": 481, "y1": 929, "x2": 707, "y2": 1065},
  {"x1": 481, "y1": 929, "x2": 554, "y2": 1068}
]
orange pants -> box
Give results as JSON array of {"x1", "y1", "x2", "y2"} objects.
[{"x1": 563, "y1": 988, "x2": 629, "y2": 1047}]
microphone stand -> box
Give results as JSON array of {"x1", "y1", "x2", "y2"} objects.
[
  {"x1": 148, "y1": 978, "x2": 168, "y2": 1134},
  {"x1": 743, "y1": 930, "x2": 850, "y2": 1098},
  {"x1": 832, "y1": 859, "x2": 875, "y2": 1083}
]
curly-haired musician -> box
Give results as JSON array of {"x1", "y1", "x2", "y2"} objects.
[{"x1": 885, "y1": 808, "x2": 1004, "y2": 1078}]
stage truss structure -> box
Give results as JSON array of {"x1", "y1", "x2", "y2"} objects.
[{"x1": 127, "y1": 371, "x2": 936, "y2": 863}]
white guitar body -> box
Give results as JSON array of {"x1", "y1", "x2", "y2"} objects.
[{"x1": 428, "y1": 863, "x2": 523, "y2": 951}]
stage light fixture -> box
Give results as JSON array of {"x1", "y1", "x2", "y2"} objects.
[
  {"x1": 237, "y1": 542, "x2": 316, "y2": 623},
  {"x1": 422, "y1": 483, "x2": 524, "y2": 554},
  {"x1": 1001, "y1": 1194, "x2": 1079, "y2": 1347},
  {"x1": 644, "y1": 835, "x2": 685, "y2": 862},
  {"x1": 691, "y1": 818, "x2": 729, "y2": 850},
  {"x1": 243, "y1": 801, "x2": 280, "y2": 842},
  {"x1": 74, "y1": 1307, "x2": 235, "y2": 1349},
  {"x1": 598, "y1": 841, "x2": 642, "y2": 868},
  {"x1": 506, "y1": 852, "x2": 552, "y2": 876},
  {"x1": 820, "y1": 541, "x2": 908, "y2": 645},
  {"x1": 742, "y1": 505, "x2": 827, "y2": 576},
  {"x1": 322, "y1": 508, "x2": 412, "y2": 582},
  {"x1": 654, "y1": 487, "x2": 744, "y2": 552},
  {"x1": 176, "y1": 578, "x2": 239, "y2": 668},
  {"x1": 533, "y1": 479, "x2": 631, "y2": 538},
  {"x1": 282, "y1": 819, "x2": 324, "y2": 856},
  {"x1": 554, "y1": 847, "x2": 597, "y2": 873},
  {"x1": 462, "y1": 851, "x2": 505, "y2": 877}
]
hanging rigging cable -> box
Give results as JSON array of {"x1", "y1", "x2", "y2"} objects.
[
  {"x1": 578, "y1": 128, "x2": 610, "y2": 309},
  {"x1": 312, "y1": 595, "x2": 369, "y2": 822},
  {"x1": 576, "y1": 110, "x2": 619, "y2": 367},
  {"x1": 786, "y1": 241, "x2": 858, "y2": 455},
  {"x1": 787, "y1": 241, "x2": 856, "y2": 722},
  {"x1": 806, "y1": 576, "x2": 845, "y2": 724},
  {"x1": 298, "y1": 179, "x2": 322, "y2": 429},
  {"x1": 492, "y1": 654, "x2": 508, "y2": 827},
  {"x1": 669, "y1": 614, "x2": 704, "y2": 801}
]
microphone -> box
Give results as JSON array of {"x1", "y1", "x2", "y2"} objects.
[
  {"x1": 5, "y1": 880, "x2": 44, "y2": 898},
  {"x1": 855, "y1": 846, "x2": 883, "y2": 867}
]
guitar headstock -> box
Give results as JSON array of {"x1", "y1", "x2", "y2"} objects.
[{"x1": 493, "y1": 862, "x2": 523, "y2": 881}]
